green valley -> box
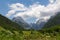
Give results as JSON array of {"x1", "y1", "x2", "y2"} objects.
[{"x1": 0, "y1": 12, "x2": 60, "y2": 40}]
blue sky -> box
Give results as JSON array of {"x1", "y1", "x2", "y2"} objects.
[
  {"x1": 0, "y1": 0, "x2": 59, "y2": 23},
  {"x1": 0, "y1": 0, "x2": 49, "y2": 16}
]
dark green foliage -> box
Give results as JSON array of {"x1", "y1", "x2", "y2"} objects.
[
  {"x1": 42, "y1": 12, "x2": 60, "y2": 34},
  {"x1": 0, "y1": 14, "x2": 24, "y2": 31},
  {"x1": 44, "y1": 12, "x2": 60, "y2": 28}
]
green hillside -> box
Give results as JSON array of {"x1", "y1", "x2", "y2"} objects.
[
  {"x1": 44, "y1": 12, "x2": 60, "y2": 27},
  {"x1": 0, "y1": 14, "x2": 24, "y2": 31},
  {"x1": 42, "y1": 12, "x2": 60, "y2": 33}
]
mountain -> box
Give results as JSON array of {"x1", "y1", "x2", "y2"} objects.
[
  {"x1": 44, "y1": 12, "x2": 60, "y2": 28},
  {"x1": 12, "y1": 16, "x2": 47, "y2": 30},
  {"x1": 0, "y1": 14, "x2": 24, "y2": 31},
  {"x1": 36, "y1": 19, "x2": 46, "y2": 29},
  {"x1": 31, "y1": 19, "x2": 46, "y2": 30},
  {"x1": 13, "y1": 16, "x2": 31, "y2": 29},
  {"x1": 31, "y1": 21, "x2": 46, "y2": 30},
  {"x1": 42, "y1": 12, "x2": 60, "y2": 32},
  {"x1": 30, "y1": 23, "x2": 39, "y2": 30},
  {"x1": 12, "y1": 12, "x2": 60, "y2": 30}
]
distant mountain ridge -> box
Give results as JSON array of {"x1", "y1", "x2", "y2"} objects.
[
  {"x1": 13, "y1": 16, "x2": 31, "y2": 29},
  {"x1": 12, "y1": 12, "x2": 60, "y2": 30},
  {"x1": 13, "y1": 16, "x2": 46, "y2": 30}
]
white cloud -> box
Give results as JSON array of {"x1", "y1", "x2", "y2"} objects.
[
  {"x1": 6, "y1": 3, "x2": 27, "y2": 17},
  {"x1": 49, "y1": 0, "x2": 55, "y2": 3},
  {"x1": 6, "y1": 0, "x2": 60, "y2": 23},
  {"x1": 43, "y1": 16, "x2": 50, "y2": 21},
  {"x1": 6, "y1": 10, "x2": 15, "y2": 17},
  {"x1": 9, "y1": 3, "x2": 27, "y2": 11}
]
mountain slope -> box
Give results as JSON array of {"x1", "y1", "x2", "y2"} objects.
[
  {"x1": 13, "y1": 16, "x2": 31, "y2": 29},
  {"x1": 42, "y1": 12, "x2": 60, "y2": 32},
  {"x1": 44, "y1": 12, "x2": 60, "y2": 28},
  {"x1": 0, "y1": 14, "x2": 24, "y2": 31},
  {"x1": 36, "y1": 19, "x2": 46, "y2": 29}
]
